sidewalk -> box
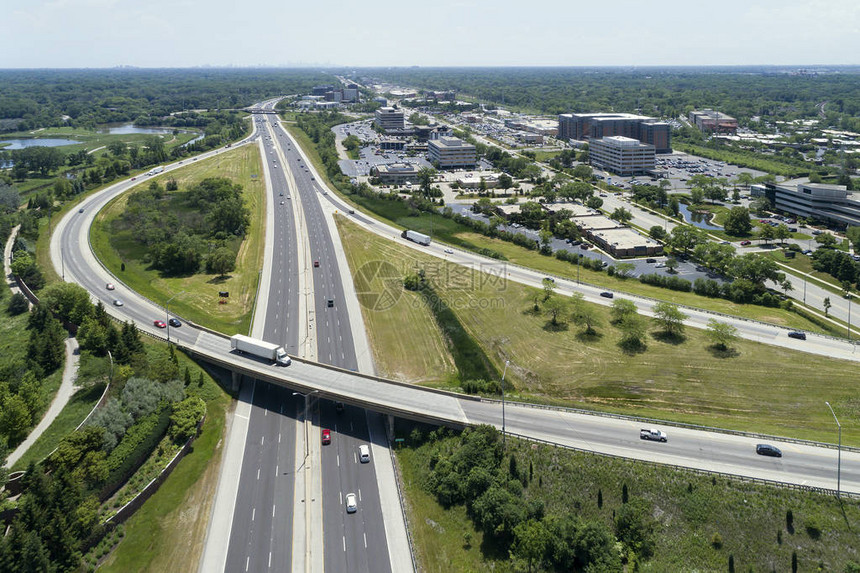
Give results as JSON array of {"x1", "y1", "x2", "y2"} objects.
[
  {"x1": 6, "y1": 336, "x2": 80, "y2": 468},
  {"x1": 4, "y1": 224, "x2": 31, "y2": 309}
]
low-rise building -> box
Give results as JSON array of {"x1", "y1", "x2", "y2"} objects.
[
  {"x1": 375, "y1": 107, "x2": 405, "y2": 133},
  {"x1": 456, "y1": 174, "x2": 498, "y2": 189},
  {"x1": 589, "y1": 136, "x2": 656, "y2": 176},
  {"x1": 428, "y1": 136, "x2": 476, "y2": 169},
  {"x1": 379, "y1": 138, "x2": 406, "y2": 151},
  {"x1": 689, "y1": 110, "x2": 738, "y2": 134},
  {"x1": 767, "y1": 182, "x2": 860, "y2": 229},
  {"x1": 372, "y1": 163, "x2": 421, "y2": 185},
  {"x1": 590, "y1": 228, "x2": 663, "y2": 257}
]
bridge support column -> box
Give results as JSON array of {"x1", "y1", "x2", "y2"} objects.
[
  {"x1": 386, "y1": 414, "x2": 395, "y2": 442},
  {"x1": 231, "y1": 371, "x2": 242, "y2": 393}
]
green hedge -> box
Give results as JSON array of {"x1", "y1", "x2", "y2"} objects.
[{"x1": 100, "y1": 407, "x2": 171, "y2": 499}]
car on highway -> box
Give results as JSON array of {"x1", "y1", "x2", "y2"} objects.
[
  {"x1": 153, "y1": 320, "x2": 166, "y2": 329},
  {"x1": 788, "y1": 331, "x2": 807, "y2": 340},
  {"x1": 740, "y1": 240, "x2": 752, "y2": 246},
  {"x1": 131, "y1": 177, "x2": 136, "y2": 181},
  {"x1": 321, "y1": 429, "x2": 331, "y2": 445},
  {"x1": 313, "y1": 260, "x2": 320, "y2": 268},
  {"x1": 327, "y1": 299, "x2": 334, "y2": 308},
  {"x1": 106, "y1": 283, "x2": 115, "y2": 290},
  {"x1": 359, "y1": 444, "x2": 370, "y2": 463},
  {"x1": 78, "y1": 208, "x2": 85, "y2": 213},
  {"x1": 280, "y1": 201, "x2": 285, "y2": 205},
  {"x1": 444, "y1": 248, "x2": 454, "y2": 254},
  {"x1": 113, "y1": 299, "x2": 123, "y2": 307},
  {"x1": 599, "y1": 291, "x2": 614, "y2": 299},
  {"x1": 345, "y1": 493, "x2": 357, "y2": 513},
  {"x1": 168, "y1": 318, "x2": 181, "y2": 328},
  {"x1": 756, "y1": 444, "x2": 782, "y2": 457},
  {"x1": 640, "y1": 428, "x2": 668, "y2": 442}
]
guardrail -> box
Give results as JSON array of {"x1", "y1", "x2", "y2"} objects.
[
  {"x1": 388, "y1": 442, "x2": 420, "y2": 573},
  {"x1": 483, "y1": 396, "x2": 860, "y2": 453},
  {"x1": 505, "y1": 430, "x2": 858, "y2": 499}
]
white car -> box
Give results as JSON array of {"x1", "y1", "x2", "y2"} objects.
[
  {"x1": 444, "y1": 248, "x2": 454, "y2": 254},
  {"x1": 655, "y1": 262, "x2": 665, "y2": 268},
  {"x1": 106, "y1": 283, "x2": 115, "y2": 290},
  {"x1": 345, "y1": 493, "x2": 357, "y2": 513}
]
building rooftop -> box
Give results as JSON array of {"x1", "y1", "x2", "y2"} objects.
[
  {"x1": 543, "y1": 202, "x2": 595, "y2": 217},
  {"x1": 593, "y1": 227, "x2": 660, "y2": 250},
  {"x1": 375, "y1": 162, "x2": 420, "y2": 174},
  {"x1": 430, "y1": 136, "x2": 474, "y2": 149},
  {"x1": 571, "y1": 214, "x2": 619, "y2": 231},
  {"x1": 599, "y1": 136, "x2": 650, "y2": 147}
]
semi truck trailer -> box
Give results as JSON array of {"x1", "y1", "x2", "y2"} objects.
[
  {"x1": 402, "y1": 230, "x2": 431, "y2": 245},
  {"x1": 230, "y1": 334, "x2": 291, "y2": 366}
]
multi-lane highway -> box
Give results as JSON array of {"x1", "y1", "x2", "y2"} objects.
[{"x1": 48, "y1": 100, "x2": 860, "y2": 572}]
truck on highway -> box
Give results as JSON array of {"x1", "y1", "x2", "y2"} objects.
[
  {"x1": 230, "y1": 334, "x2": 291, "y2": 366},
  {"x1": 147, "y1": 166, "x2": 164, "y2": 176},
  {"x1": 402, "y1": 230, "x2": 431, "y2": 246},
  {"x1": 640, "y1": 428, "x2": 668, "y2": 442}
]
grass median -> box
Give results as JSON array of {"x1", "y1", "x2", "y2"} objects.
[
  {"x1": 337, "y1": 216, "x2": 860, "y2": 444},
  {"x1": 90, "y1": 145, "x2": 266, "y2": 335}
]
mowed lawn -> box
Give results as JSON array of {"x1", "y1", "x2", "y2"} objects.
[
  {"x1": 337, "y1": 218, "x2": 860, "y2": 444},
  {"x1": 90, "y1": 146, "x2": 266, "y2": 335}
]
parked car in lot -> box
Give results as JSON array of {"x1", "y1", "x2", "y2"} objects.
[
  {"x1": 645, "y1": 258, "x2": 656, "y2": 263},
  {"x1": 788, "y1": 331, "x2": 807, "y2": 340},
  {"x1": 756, "y1": 444, "x2": 782, "y2": 457}
]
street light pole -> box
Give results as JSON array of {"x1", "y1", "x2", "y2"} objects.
[
  {"x1": 293, "y1": 390, "x2": 319, "y2": 462},
  {"x1": 165, "y1": 291, "x2": 186, "y2": 345},
  {"x1": 848, "y1": 294, "x2": 853, "y2": 341},
  {"x1": 825, "y1": 401, "x2": 842, "y2": 499},
  {"x1": 501, "y1": 360, "x2": 510, "y2": 447}
]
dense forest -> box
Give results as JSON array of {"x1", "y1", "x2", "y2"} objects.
[
  {"x1": 364, "y1": 67, "x2": 860, "y2": 129},
  {"x1": 0, "y1": 69, "x2": 328, "y2": 131}
]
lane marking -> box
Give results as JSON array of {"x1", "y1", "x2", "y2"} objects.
[
  {"x1": 257, "y1": 468, "x2": 260, "y2": 480},
  {"x1": 252, "y1": 507, "x2": 255, "y2": 521}
]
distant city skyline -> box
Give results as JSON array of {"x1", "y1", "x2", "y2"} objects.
[{"x1": 1, "y1": 0, "x2": 858, "y2": 68}]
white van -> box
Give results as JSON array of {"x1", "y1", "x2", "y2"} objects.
[{"x1": 358, "y1": 445, "x2": 370, "y2": 463}]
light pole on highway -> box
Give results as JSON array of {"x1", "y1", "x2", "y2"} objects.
[
  {"x1": 165, "y1": 291, "x2": 186, "y2": 344},
  {"x1": 825, "y1": 401, "x2": 842, "y2": 499},
  {"x1": 848, "y1": 293, "x2": 853, "y2": 342},
  {"x1": 577, "y1": 254, "x2": 583, "y2": 285},
  {"x1": 501, "y1": 360, "x2": 510, "y2": 448},
  {"x1": 293, "y1": 390, "x2": 319, "y2": 462}
]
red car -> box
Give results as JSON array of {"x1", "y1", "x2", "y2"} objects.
[
  {"x1": 321, "y1": 429, "x2": 331, "y2": 445},
  {"x1": 313, "y1": 260, "x2": 320, "y2": 268},
  {"x1": 153, "y1": 320, "x2": 167, "y2": 328},
  {"x1": 740, "y1": 240, "x2": 752, "y2": 246}
]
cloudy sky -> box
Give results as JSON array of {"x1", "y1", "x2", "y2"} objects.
[{"x1": 2, "y1": 0, "x2": 858, "y2": 68}]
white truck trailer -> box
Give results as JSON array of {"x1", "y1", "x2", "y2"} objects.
[
  {"x1": 402, "y1": 230, "x2": 431, "y2": 246},
  {"x1": 230, "y1": 334, "x2": 291, "y2": 366}
]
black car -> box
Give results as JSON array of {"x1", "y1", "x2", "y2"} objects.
[
  {"x1": 756, "y1": 444, "x2": 783, "y2": 457},
  {"x1": 168, "y1": 318, "x2": 182, "y2": 328},
  {"x1": 787, "y1": 331, "x2": 806, "y2": 340},
  {"x1": 645, "y1": 258, "x2": 656, "y2": 263},
  {"x1": 599, "y1": 291, "x2": 614, "y2": 299}
]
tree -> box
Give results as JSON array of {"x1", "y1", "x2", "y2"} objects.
[
  {"x1": 543, "y1": 297, "x2": 566, "y2": 327},
  {"x1": 824, "y1": 297, "x2": 832, "y2": 316},
  {"x1": 609, "y1": 207, "x2": 633, "y2": 224},
  {"x1": 723, "y1": 206, "x2": 752, "y2": 236},
  {"x1": 665, "y1": 257, "x2": 679, "y2": 273},
  {"x1": 649, "y1": 225, "x2": 667, "y2": 241},
  {"x1": 169, "y1": 396, "x2": 206, "y2": 443},
  {"x1": 541, "y1": 277, "x2": 556, "y2": 300},
  {"x1": 815, "y1": 232, "x2": 837, "y2": 248},
  {"x1": 512, "y1": 519, "x2": 548, "y2": 573},
  {"x1": 0, "y1": 394, "x2": 32, "y2": 444},
  {"x1": 206, "y1": 247, "x2": 236, "y2": 277},
  {"x1": 7, "y1": 292, "x2": 29, "y2": 315},
  {"x1": 653, "y1": 301, "x2": 687, "y2": 337},
  {"x1": 774, "y1": 224, "x2": 791, "y2": 245},
  {"x1": 615, "y1": 498, "x2": 658, "y2": 559},
  {"x1": 497, "y1": 173, "x2": 513, "y2": 195},
  {"x1": 570, "y1": 292, "x2": 600, "y2": 335},
  {"x1": 417, "y1": 167, "x2": 436, "y2": 197},
  {"x1": 585, "y1": 196, "x2": 603, "y2": 210},
  {"x1": 756, "y1": 223, "x2": 775, "y2": 244},
  {"x1": 610, "y1": 298, "x2": 637, "y2": 324},
  {"x1": 38, "y1": 282, "x2": 93, "y2": 326},
  {"x1": 572, "y1": 164, "x2": 593, "y2": 180},
  {"x1": 734, "y1": 172, "x2": 754, "y2": 189},
  {"x1": 690, "y1": 187, "x2": 705, "y2": 205},
  {"x1": 669, "y1": 226, "x2": 702, "y2": 255},
  {"x1": 706, "y1": 319, "x2": 738, "y2": 351},
  {"x1": 0, "y1": 181, "x2": 21, "y2": 214},
  {"x1": 618, "y1": 314, "x2": 647, "y2": 351}
]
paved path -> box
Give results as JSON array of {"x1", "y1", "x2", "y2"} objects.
[
  {"x1": 4, "y1": 224, "x2": 31, "y2": 308},
  {"x1": 6, "y1": 336, "x2": 80, "y2": 468}
]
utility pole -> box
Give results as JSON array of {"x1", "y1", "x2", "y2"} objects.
[
  {"x1": 166, "y1": 291, "x2": 186, "y2": 345},
  {"x1": 825, "y1": 401, "x2": 842, "y2": 499},
  {"x1": 501, "y1": 360, "x2": 510, "y2": 447}
]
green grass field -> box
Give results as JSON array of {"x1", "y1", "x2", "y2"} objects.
[
  {"x1": 337, "y1": 217, "x2": 860, "y2": 444},
  {"x1": 89, "y1": 145, "x2": 266, "y2": 335},
  {"x1": 398, "y1": 430, "x2": 860, "y2": 572}
]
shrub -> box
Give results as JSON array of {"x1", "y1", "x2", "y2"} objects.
[
  {"x1": 711, "y1": 532, "x2": 723, "y2": 549},
  {"x1": 7, "y1": 292, "x2": 29, "y2": 315}
]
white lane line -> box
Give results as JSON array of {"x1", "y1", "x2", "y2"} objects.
[
  {"x1": 261, "y1": 436, "x2": 264, "y2": 446},
  {"x1": 342, "y1": 537, "x2": 346, "y2": 552},
  {"x1": 337, "y1": 454, "x2": 340, "y2": 467},
  {"x1": 257, "y1": 468, "x2": 260, "y2": 480},
  {"x1": 278, "y1": 433, "x2": 281, "y2": 443},
  {"x1": 246, "y1": 556, "x2": 250, "y2": 571},
  {"x1": 339, "y1": 491, "x2": 343, "y2": 504},
  {"x1": 353, "y1": 452, "x2": 357, "y2": 464},
  {"x1": 358, "y1": 489, "x2": 362, "y2": 502},
  {"x1": 272, "y1": 505, "x2": 276, "y2": 517},
  {"x1": 364, "y1": 532, "x2": 367, "y2": 548},
  {"x1": 268, "y1": 552, "x2": 272, "y2": 568},
  {"x1": 275, "y1": 465, "x2": 279, "y2": 476},
  {"x1": 252, "y1": 507, "x2": 256, "y2": 521}
]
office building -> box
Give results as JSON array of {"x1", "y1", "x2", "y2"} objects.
[
  {"x1": 374, "y1": 107, "x2": 405, "y2": 133},
  {"x1": 589, "y1": 136, "x2": 656, "y2": 176},
  {"x1": 689, "y1": 110, "x2": 738, "y2": 134},
  {"x1": 312, "y1": 85, "x2": 335, "y2": 96},
  {"x1": 427, "y1": 136, "x2": 476, "y2": 169},
  {"x1": 768, "y1": 182, "x2": 860, "y2": 228},
  {"x1": 558, "y1": 112, "x2": 671, "y2": 153},
  {"x1": 372, "y1": 163, "x2": 421, "y2": 185}
]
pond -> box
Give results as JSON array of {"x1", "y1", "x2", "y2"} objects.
[
  {"x1": 96, "y1": 123, "x2": 175, "y2": 135},
  {"x1": 0, "y1": 138, "x2": 80, "y2": 150},
  {"x1": 678, "y1": 203, "x2": 723, "y2": 231}
]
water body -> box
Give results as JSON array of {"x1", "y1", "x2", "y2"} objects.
[
  {"x1": 678, "y1": 203, "x2": 723, "y2": 230},
  {"x1": 0, "y1": 138, "x2": 80, "y2": 150},
  {"x1": 96, "y1": 123, "x2": 174, "y2": 135}
]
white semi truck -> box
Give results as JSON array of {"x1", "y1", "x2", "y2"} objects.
[
  {"x1": 402, "y1": 230, "x2": 431, "y2": 246},
  {"x1": 147, "y1": 166, "x2": 165, "y2": 176},
  {"x1": 230, "y1": 334, "x2": 291, "y2": 366}
]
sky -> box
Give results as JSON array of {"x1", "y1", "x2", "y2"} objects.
[{"x1": 1, "y1": 0, "x2": 858, "y2": 68}]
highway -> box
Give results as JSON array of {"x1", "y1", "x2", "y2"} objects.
[{"x1": 48, "y1": 102, "x2": 860, "y2": 573}]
